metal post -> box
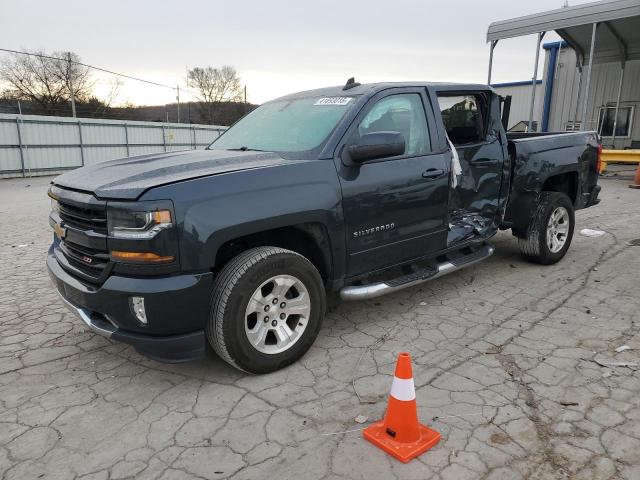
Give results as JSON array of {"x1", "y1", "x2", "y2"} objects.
[
  {"x1": 162, "y1": 124, "x2": 167, "y2": 152},
  {"x1": 610, "y1": 62, "x2": 625, "y2": 147},
  {"x1": 15, "y1": 117, "x2": 25, "y2": 177},
  {"x1": 78, "y1": 120, "x2": 85, "y2": 166},
  {"x1": 176, "y1": 85, "x2": 181, "y2": 123},
  {"x1": 487, "y1": 40, "x2": 498, "y2": 85},
  {"x1": 528, "y1": 32, "x2": 545, "y2": 132},
  {"x1": 191, "y1": 125, "x2": 196, "y2": 149},
  {"x1": 67, "y1": 52, "x2": 77, "y2": 118},
  {"x1": 581, "y1": 23, "x2": 598, "y2": 130},
  {"x1": 572, "y1": 63, "x2": 583, "y2": 129},
  {"x1": 124, "y1": 122, "x2": 130, "y2": 157}
]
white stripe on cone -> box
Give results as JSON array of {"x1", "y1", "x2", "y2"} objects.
[{"x1": 390, "y1": 377, "x2": 416, "y2": 401}]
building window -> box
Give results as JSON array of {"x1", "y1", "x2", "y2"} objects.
[{"x1": 597, "y1": 106, "x2": 634, "y2": 137}]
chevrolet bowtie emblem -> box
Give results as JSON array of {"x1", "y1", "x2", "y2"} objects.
[{"x1": 53, "y1": 223, "x2": 67, "y2": 240}]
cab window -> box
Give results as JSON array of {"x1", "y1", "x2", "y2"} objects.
[
  {"x1": 437, "y1": 94, "x2": 487, "y2": 145},
  {"x1": 358, "y1": 94, "x2": 431, "y2": 156}
]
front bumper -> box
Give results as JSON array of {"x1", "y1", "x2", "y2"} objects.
[{"x1": 47, "y1": 246, "x2": 212, "y2": 363}]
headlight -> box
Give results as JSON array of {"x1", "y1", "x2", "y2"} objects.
[{"x1": 107, "y1": 209, "x2": 173, "y2": 239}]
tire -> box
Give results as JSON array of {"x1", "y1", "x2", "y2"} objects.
[
  {"x1": 208, "y1": 246, "x2": 326, "y2": 374},
  {"x1": 518, "y1": 192, "x2": 575, "y2": 265}
]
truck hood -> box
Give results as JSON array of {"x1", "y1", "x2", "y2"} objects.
[{"x1": 53, "y1": 149, "x2": 292, "y2": 200}]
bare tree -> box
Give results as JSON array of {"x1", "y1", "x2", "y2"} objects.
[
  {"x1": 82, "y1": 79, "x2": 123, "y2": 117},
  {"x1": 187, "y1": 65, "x2": 243, "y2": 124},
  {"x1": 0, "y1": 50, "x2": 93, "y2": 114}
]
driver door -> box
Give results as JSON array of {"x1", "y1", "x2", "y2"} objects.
[{"x1": 334, "y1": 88, "x2": 450, "y2": 277}]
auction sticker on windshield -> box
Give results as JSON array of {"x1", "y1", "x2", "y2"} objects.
[{"x1": 314, "y1": 97, "x2": 353, "y2": 106}]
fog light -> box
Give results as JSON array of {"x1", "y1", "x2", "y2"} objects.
[{"x1": 130, "y1": 296, "x2": 148, "y2": 324}]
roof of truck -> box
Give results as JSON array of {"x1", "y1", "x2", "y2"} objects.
[{"x1": 274, "y1": 82, "x2": 495, "y2": 102}]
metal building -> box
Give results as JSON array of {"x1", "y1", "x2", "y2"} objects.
[
  {"x1": 486, "y1": 0, "x2": 640, "y2": 153},
  {"x1": 491, "y1": 80, "x2": 543, "y2": 131}
]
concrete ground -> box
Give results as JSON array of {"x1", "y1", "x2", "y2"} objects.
[{"x1": 1, "y1": 173, "x2": 639, "y2": 480}]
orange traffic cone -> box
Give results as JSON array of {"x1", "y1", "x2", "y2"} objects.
[
  {"x1": 363, "y1": 352, "x2": 440, "y2": 463},
  {"x1": 630, "y1": 163, "x2": 640, "y2": 189}
]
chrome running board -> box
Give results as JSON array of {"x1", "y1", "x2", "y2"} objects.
[{"x1": 340, "y1": 243, "x2": 495, "y2": 301}]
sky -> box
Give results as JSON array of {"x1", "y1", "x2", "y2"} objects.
[{"x1": 0, "y1": 0, "x2": 594, "y2": 106}]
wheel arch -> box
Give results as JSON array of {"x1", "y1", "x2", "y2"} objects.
[
  {"x1": 212, "y1": 221, "x2": 334, "y2": 285},
  {"x1": 541, "y1": 171, "x2": 579, "y2": 205}
]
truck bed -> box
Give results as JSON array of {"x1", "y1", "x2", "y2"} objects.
[{"x1": 503, "y1": 131, "x2": 600, "y2": 230}]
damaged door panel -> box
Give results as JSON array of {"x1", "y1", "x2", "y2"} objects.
[{"x1": 436, "y1": 91, "x2": 508, "y2": 246}]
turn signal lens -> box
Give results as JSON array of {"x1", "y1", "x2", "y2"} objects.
[
  {"x1": 152, "y1": 210, "x2": 172, "y2": 224},
  {"x1": 111, "y1": 251, "x2": 175, "y2": 263}
]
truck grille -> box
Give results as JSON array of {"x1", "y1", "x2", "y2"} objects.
[
  {"x1": 59, "y1": 240, "x2": 110, "y2": 278},
  {"x1": 52, "y1": 188, "x2": 110, "y2": 284},
  {"x1": 58, "y1": 201, "x2": 108, "y2": 234}
]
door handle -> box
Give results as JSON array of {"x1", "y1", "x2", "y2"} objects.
[
  {"x1": 470, "y1": 157, "x2": 497, "y2": 166},
  {"x1": 422, "y1": 168, "x2": 445, "y2": 179}
]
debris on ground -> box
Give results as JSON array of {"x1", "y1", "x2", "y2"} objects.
[
  {"x1": 560, "y1": 401, "x2": 579, "y2": 406},
  {"x1": 354, "y1": 415, "x2": 368, "y2": 424},
  {"x1": 615, "y1": 345, "x2": 631, "y2": 353},
  {"x1": 580, "y1": 228, "x2": 606, "y2": 237},
  {"x1": 593, "y1": 354, "x2": 638, "y2": 369}
]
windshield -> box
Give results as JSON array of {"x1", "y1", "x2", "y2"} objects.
[{"x1": 209, "y1": 95, "x2": 356, "y2": 154}]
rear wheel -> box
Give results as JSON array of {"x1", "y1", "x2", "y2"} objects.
[
  {"x1": 518, "y1": 192, "x2": 575, "y2": 265},
  {"x1": 208, "y1": 247, "x2": 325, "y2": 373}
]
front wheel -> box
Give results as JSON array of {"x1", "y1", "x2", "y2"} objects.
[
  {"x1": 208, "y1": 247, "x2": 326, "y2": 373},
  {"x1": 518, "y1": 192, "x2": 575, "y2": 265}
]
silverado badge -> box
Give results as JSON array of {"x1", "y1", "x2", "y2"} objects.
[{"x1": 353, "y1": 223, "x2": 395, "y2": 238}]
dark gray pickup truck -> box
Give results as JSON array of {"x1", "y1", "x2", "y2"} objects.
[{"x1": 47, "y1": 80, "x2": 601, "y2": 373}]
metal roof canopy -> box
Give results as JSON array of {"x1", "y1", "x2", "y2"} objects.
[
  {"x1": 486, "y1": 0, "x2": 640, "y2": 136},
  {"x1": 487, "y1": 0, "x2": 640, "y2": 63}
]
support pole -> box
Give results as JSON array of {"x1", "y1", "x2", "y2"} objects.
[
  {"x1": 124, "y1": 122, "x2": 130, "y2": 157},
  {"x1": 581, "y1": 23, "x2": 598, "y2": 131},
  {"x1": 487, "y1": 40, "x2": 498, "y2": 85},
  {"x1": 610, "y1": 62, "x2": 625, "y2": 147},
  {"x1": 67, "y1": 52, "x2": 77, "y2": 118},
  {"x1": 572, "y1": 63, "x2": 583, "y2": 129},
  {"x1": 15, "y1": 117, "x2": 25, "y2": 177},
  {"x1": 176, "y1": 85, "x2": 180, "y2": 123},
  {"x1": 78, "y1": 120, "x2": 85, "y2": 166},
  {"x1": 162, "y1": 123, "x2": 167, "y2": 152},
  {"x1": 528, "y1": 32, "x2": 545, "y2": 132}
]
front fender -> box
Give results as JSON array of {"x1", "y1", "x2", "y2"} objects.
[{"x1": 143, "y1": 159, "x2": 344, "y2": 279}]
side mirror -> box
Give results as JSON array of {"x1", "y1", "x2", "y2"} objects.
[{"x1": 347, "y1": 132, "x2": 405, "y2": 163}]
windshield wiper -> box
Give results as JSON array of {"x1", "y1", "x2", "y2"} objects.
[{"x1": 227, "y1": 146, "x2": 265, "y2": 152}]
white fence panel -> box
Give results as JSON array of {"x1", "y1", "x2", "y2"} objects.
[{"x1": 0, "y1": 113, "x2": 226, "y2": 178}]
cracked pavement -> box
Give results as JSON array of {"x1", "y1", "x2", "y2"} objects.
[{"x1": 1, "y1": 174, "x2": 639, "y2": 480}]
